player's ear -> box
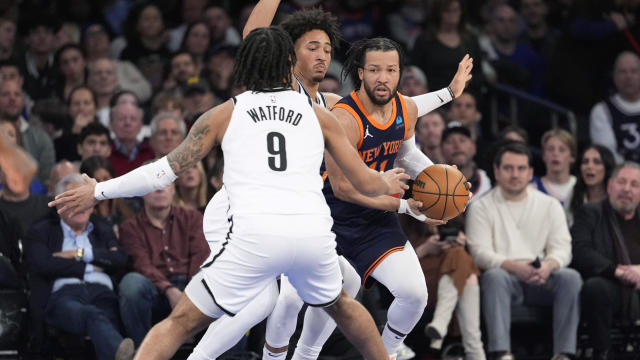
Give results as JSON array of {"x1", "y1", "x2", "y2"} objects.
[{"x1": 358, "y1": 68, "x2": 364, "y2": 81}]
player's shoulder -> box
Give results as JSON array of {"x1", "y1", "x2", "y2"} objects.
[{"x1": 321, "y1": 92, "x2": 342, "y2": 108}]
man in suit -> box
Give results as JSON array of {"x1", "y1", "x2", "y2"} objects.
[{"x1": 25, "y1": 173, "x2": 134, "y2": 360}]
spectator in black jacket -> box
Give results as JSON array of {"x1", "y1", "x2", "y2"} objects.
[
  {"x1": 25, "y1": 173, "x2": 134, "y2": 360},
  {"x1": 571, "y1": 161, "x2": 640, "y2": 360}
]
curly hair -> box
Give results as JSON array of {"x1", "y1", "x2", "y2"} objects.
[
  {"x1": 280, "y1": 8, "x2": 341, "y2": 51},
  {"x1": 232, "y1": 26, "x2": 296, "y2": 91},
  {"x1": 342, "y1": 37, "x2": 405, "y2": 90}
]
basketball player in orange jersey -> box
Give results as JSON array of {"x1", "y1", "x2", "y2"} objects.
[
  {"x1": 182, "y1": 2, "x2": 474, "y2": 360},
  {"x1": 49, "y1": 26, "x2": 413, "y2": 360}
]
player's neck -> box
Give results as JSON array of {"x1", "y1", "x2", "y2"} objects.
[
  {"x1": 294, "y1": 72, "x2": 320, "y2": 100},
  {"x1": 356, "y1": 89, "x2": 395, "y2": 123}
]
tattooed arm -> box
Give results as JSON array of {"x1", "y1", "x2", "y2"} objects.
[{"x1": 49, "y1": 101, "x2": 235, "y2": 216}]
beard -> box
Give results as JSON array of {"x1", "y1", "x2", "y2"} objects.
[{"x1": 363, "y1": 81, "x2": 397, "y2": 106}]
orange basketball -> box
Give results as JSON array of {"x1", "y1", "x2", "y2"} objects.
[{"x1": 412, "y1": 164, "x2": 470, "y2": 221}]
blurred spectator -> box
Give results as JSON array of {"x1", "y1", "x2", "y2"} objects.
[
  {"x1": 54, "y1": 43, "x2": 86, "y2": 101},
  {"x1": 0, "y1": 149, "x2": 50, "y2": 239},
  {"x1": 415, "y1": 111, "x2": 446, "y2": 164},
  {"x1": 87, "y1": 58, "x2": 119, "y2": 128},
  {"x1": 441, "y1": 122, "x2": 492, "y2": 201},
  {"x1": 68, "y1": 85, "x2": 98, "y2": 136},
  {"x1": 204, "y1": 145, "x2": 224, "y2": 196},
  {"x1": 183, "y1": 78, "x2": 218, "y2": 128},
  {"x1": 0, "y1": 16, "x2": 16, "y2": 61},
  {"x1": 0, "y1": 206, "x2": 22, "y2": 289},
  {"x1": 481, "y1": 3, "x2": 545, "y2": 95},
  {"x1": 448, "y1": 91, "x2": 483, "y2": 141},
  {"x1": 120, "y1": 3, "x2": 171, "y2": 93},
  {"x1": 151, "y1": 91, "x2": 185, "y2": 118},
  {"x1": 547, "y1": 0, "x2": 640, "y2": 117},
  {"x1": 204, "y1": 4, "x2": 241, "y2": 51},
  {"x1": 117, "y1": 183, "x2": 209, "y2": 347},
  {"x1": 82, "y1": 23, "x2": 151, "y2": 102},
  {"x1": 531, "y1": 129, "x2": 577, "y2": 215},
  {"x1": 108, "y1": 102, "x2": 154, "y2": 176},
  {"x1": 0, "y1": 119, "x2": 38, "y2": 197},
  {"x1": 386, "y1": 0, "x2": 427, "y2": 52},
  {"x1": 149, "y1": 112, "x2": 186, "y2": 158},
  {"x1": 518, "y1": 0, "x2": 560, "y2": 67},
  {"x1": 204, "y1": 45, "x2": 236, "y2": 100},
  {"x1": 590, "y1": 51, "x2": 640, "y2": 164},
  {"x1": 568, "y1": 145, "x2": 615, "y2": 226},
  {"x1": 0, "y1": 79, "x2": 55, "y2": 184},
  {"x1": 466, "y1": 141, "x2": 581, "y2": 360},
  {"x1": 55, "y1": 22, "x2": 81, "y2": 50},
  {"x1": 0, "y1": 118, "x2": 45, "y2": 195},
  {"x1": 399, "y1": 212, "x2": 485, "y2": 359},
  {"x1": 318, "y1": 73, "x2": 341, "y2": 95},
  {"x1": 47, "y1": 160, "x2": 79, "y2": 197},
  {"x1": 399, "y1": 65, "x2": 428, "y2": 97},
  {"x1": 411, "y1": 0, "x2": 483, "y2": 94},
  {"x1": 76, "y1": 122, "x2": 112, "y2": 163},
  {"x1": 32, "y1": 99, "x2": 78, "y2": 162},
  {"x1": 109, "y1": 90, "x2": 150, "y2": 141},
  {"x1": 168, "y1": 0, "x2": 209, "y2": 52},
  {"x1": 571, "y1": 161, "x2": 640, "y2": 360},
  {"x1": 500, "y1": 125, "x2": 529, "y2": 143},
  {"x1": 179, "y1": 21, "x2": 211, "y2": 75},
  {"x1": 164, "y1": 51, "x2": 198, "y2": 94},
  {"x1": 25, "y1": 173, "x2": 134, "y2": 360},
  {"x1": 18, "y1": 15, "x2": 60, "y2": 100},
  {"x1": 80, "y1": 156, "x2": 135, "y2": 229},
  {"x1": 174, "y1": 161, "x2": 208, "y2": 212},
  {"x1": 330, "y1": 0, "x2": 382, "y2": 46}
]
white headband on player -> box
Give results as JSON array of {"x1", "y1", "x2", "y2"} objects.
[{"x1": 94, "y1": 156, "x2": 178, "y2": 200}]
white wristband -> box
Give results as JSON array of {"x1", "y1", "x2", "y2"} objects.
[
  {"x1": 398, "y1": 199, "x2": 427, "y2": 222},
  {"x1": 94, "y1": 156, "x2": 177, "y2": 200}
]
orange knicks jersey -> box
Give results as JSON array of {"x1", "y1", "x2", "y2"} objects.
[{"x1": 323, "y1": 90, "x2": 409, "y2": 220}]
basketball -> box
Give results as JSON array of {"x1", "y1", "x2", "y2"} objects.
[{"x1": 412, "y1": 164, "x2": 470, "y2": 221}]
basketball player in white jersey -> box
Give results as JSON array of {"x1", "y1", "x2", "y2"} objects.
[
  {"x1": 49, "y1": 27, "x2": 412, "y2": 360},
  {"x1": 189, "y1": 2, "x2": 475, "y2": 359}
]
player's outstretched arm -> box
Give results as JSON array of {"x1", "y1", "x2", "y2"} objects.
[
  {"x1": 242, "y1": 0, "x2": 281, "y2": 39},
  {"x1": 317, "y1": 106, "x2": 409, "y2": 197},
  {"x1": 0, "y1": 130, "x2": 37, "y2": 195},
  {"x1": 49, "y1": 101, "x2": 233, "y2": 217},
  {"x1": 410, "y1": 54, "x2": 473, "y2": 117}
]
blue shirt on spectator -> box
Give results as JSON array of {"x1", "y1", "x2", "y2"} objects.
[{"x1": 52, "y1": 220, "x2": 113, "y2": 292}]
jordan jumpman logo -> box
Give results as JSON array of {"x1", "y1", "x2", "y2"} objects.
[{"x1": 364, "y1": 125, "x2": 374, "y2": 139}]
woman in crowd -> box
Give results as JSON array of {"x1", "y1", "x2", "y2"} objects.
[
  {"x1": 173, "y1": 161, "x2": 208, "y2": 212},
  {"x1": 567, "y1": 144, "x2": 615, "y2": 225},
  {"x1": 180, "y1": 21, "x2": 211, "y2": 76}
]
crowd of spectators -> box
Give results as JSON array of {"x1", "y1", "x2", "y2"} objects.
[{"x1": 0, "y1": 0, "x2": 639, "y2": 360}]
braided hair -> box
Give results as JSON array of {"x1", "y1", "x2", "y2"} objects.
[
  {"x1": 280, "y1": 8, "x2": 341, "y2": 52},
  {"x1": 232, "y1": 26, "x2": 296, "y2": 91},
  {"x1": 342, "y1": 38, "x2": 405, "y2": 90}
]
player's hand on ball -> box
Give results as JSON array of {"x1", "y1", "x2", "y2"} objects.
[
  {"x1": 402, "y1": 199, "x2": 447, "y2": 225},
  {"x1": 48, "y1": 174, "x2": 99, "y2": 217},
  {"x1": 381, "y1": 167, "x2": 410, "y2": 195}
]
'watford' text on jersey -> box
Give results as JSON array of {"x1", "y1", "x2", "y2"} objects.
[{"x1": 246, "y1": 106, "x2": 302, "y2": 126}]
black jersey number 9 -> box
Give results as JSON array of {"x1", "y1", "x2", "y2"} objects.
[{"x1": 267, "y1": 132, "x2": 287, "y2": 171}]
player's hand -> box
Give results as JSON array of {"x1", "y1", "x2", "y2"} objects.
[
  {"x1": 48, "y1": 174, "x2": 99, "y2": 217},
  {"x1": 448, "y1": 54, "x2": 473, "y2": 98},
  {"x1": 381, "y1": 168, "x2": 410, "y2": 195}
]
